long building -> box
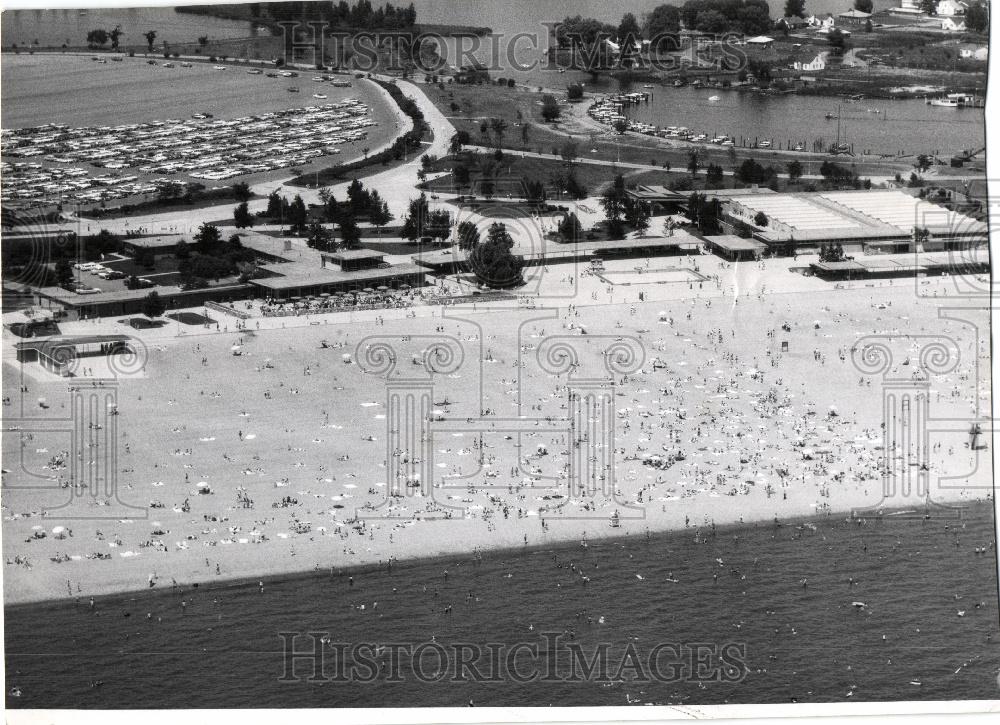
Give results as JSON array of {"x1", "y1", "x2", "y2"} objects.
[{"x1": 717, "y1": 189, "x2": 987, "y2": 254}]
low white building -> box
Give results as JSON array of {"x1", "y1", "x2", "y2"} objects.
[{"x1": 942, "y1": 16, "x2": 967, "y2": 30}]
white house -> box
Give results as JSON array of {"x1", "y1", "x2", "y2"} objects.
[
  {"x1": 807, "y1": 13, "x2": 836, "y2": 28},
  {"x1": 936, "y1": 0, "x2": 968, "y2": 16},
  {"x1": 793, "y1": 52, "x2": 827, "y2": 71},
  {"x1": 942, "y1": 16, "x2": 967, "y2": 30}
]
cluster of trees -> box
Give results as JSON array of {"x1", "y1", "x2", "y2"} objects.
[
  {"x1": 264, "y1": 1, "x2": 416, "y2": 29},
  {"x1": 264, "y1": 192, "x2": 310, "y2": 234},
  {"x1": 735, "y1": 158, "x2": 779, "y2": 188},
  {"x1": 685, "y1": 192, "x2": 723, "y2": 234},
  {"x1": 965, "y1": 2, "x2": 989, "y2": 33},
  {"x1": 818, "y1": 242, "x2": 846, "y2": 263},
  {"x1": 557, "y1": 212, "x2": 585, "y2": 243},
  {"x1": 601, "y1": 175, "x2": 650, "y2": 238},
  {"x1": 819, "y1": 160, "x2": 861, "y2": 188},
  {"x1": 400, "y1": 193, "x2": 453, "y2": 242},
  {"x1": 86, "y1": 27, "x2": 157, "y2": 50},
  {"x1": 176, "y1": 224, "x2": 257, "y2": 288},
  {"x1": 679, "y1": 0, "x2": 772, "y2": 36},
  {"x1": 466, "y1": 222, "x2": 525, "y2": 289}
]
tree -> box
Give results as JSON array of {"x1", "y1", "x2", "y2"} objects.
[
  {"x1": 109, "y1": 25, "x2": 123, "y2": 50},
  {"x1": 143, "y1": 30, "x2": 157, "y2": 52},
  {"x1": 687, "y1": 151, "x2": 700, "y2": 177},
  {"x1": 174, "y1": 240, "x2": 190, "y2": 259},
  {"x1": 784, "y1": 0, "x2": 806, "y2": 18},
  {"x1": 613, "y1": 118, "x2": 629, "y2": 135},
  {"x1": 787, "y1": 160, "x2": 803, "y2": 183},
  {"x1": 601, "y1": 175, "x2": 629, "y2": 238},
  {"x1": 468, "y1": 223, "x2": 524, "y2": 289},
  {"x1": 141, "y1": 291, "x2": 166, "y2": 319},
  {"x1": 370, "y1": 197, "x2": 393, "y2": 234},
  {"x1": 567, "y1": 83, "x2": 584, "y2": 101},
  {"x1": 306, "y1": 221, "x2": 333, "y2": 251},
  {"x1": 86, "y1": 29, "x2": 109, "y2": 48},
  {"x1": 645, "y1": 4, "x2": 681, "y2": 42},
  {"x1": 194, "y1": 222, "x2": 221, "y2": 254},
  {"x1": 541, "y1": 95, "x2": 561, "y2": 122},
  {"x1": 449, "y1": 130, "x2": 470, "y2": 153},
  {"x1": 338, "y1": 215, "x2": 361, "y2": 250},
  {"x1": 754, "y1": 211, "x2": 769, "y2": 227},
  {"x1": 965, "y1": 2, "x2": 989, "y2": 33},
  {"x1": 400, "y1": 194, "x2": 430, "y2": 241},
  {"x1": 232, "y1": 181, "x2": 252, "y2": 202},
  {"x1": 633, "y1": 204, "x2": 650, "y2": 235},
  {"x1": 234, "y1": 202, "x2": 254, "y2": 229},
  {"x1": 705, "y1": 164, "x2": 724, "y2": 189},
  {"x1": 617, "y1": 12, "x2": 642, "y2": 63},
  {"x1": 288, "y1": 195, "x2": 308, "y2": 235},
  {"x1": 265, "y1": 191, "x2": 283, "y2": 219},
  {"x1": 456, "y1": 220, "x2": 480, "y2": 250},
  {"x1": 489, "y1": 117, "x2": 508, "y2": 149},
  {"x1": 916, "y1": 154, "x2": 933, "y2": 172},
  {"x1": 558, "y1": 212, "x2": 583, "y2": 243},
  {"x1": 559, "y1": 140, "x2": 579, "y2": 164},
  {"x1": 55, "y1": 258, "x2": 74, "y2": 287},
  {"x1": 854, "y1": 0, "x2": 873, "y2": 13}
]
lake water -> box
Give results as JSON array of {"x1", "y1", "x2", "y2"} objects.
[
  {"x1": 6, "y1": 502, "x2": 999, "y2": 707},
  {"x1": 2, "y1": 3, "x2": 983, "y2": 156},
  {"x1": 1, "y1": 6, "x2": 258, "y2": 48}
]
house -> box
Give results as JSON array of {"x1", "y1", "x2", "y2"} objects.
[
  {"x1": 936, "y1": 0, "x2": 968, "y2": 16},
  {"x1": 792, "y1": 51, "x2": 827, "y2": 71},
  {"x1": 807, "y1": 13, "x2": 836, "y2": 28},
  {"x1": 777, "y1": 15, "x2": 809, "y2": 31},
  {"x1": 837, "y1": 9, "x2": 872, "y2": 25},
  {"x1": 746, "y1": 35, "x2": 775, "y2": 48},
  {"x1": 942, "y1": 16, "x2": 967, "y2": 30}
]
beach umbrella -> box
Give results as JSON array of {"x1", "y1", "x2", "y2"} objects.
[
  {"x1": 51, "y1": 525, "x2": 66, "y2": 536},
  {"x1": 400, "y1": 283, "x2": 411, "y2": 289},
  {"x1": 362, "y1": 287, "x2": 375, "y2": 293},
  {"x1": 197, "y1": 481, "x2": 210, "y2": 490},
  {"x1": 376, "y1": 285, "x2": 389, "y2": 292},
  {"x1": 319, "y1": 292, "x2": 331, "y2": 298}
]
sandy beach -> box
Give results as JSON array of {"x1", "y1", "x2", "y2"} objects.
[{"x1": 2, "y1": 252, "x2": 991, "y2": 604}]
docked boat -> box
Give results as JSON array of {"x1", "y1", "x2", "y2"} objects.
[{"x1": 928, "y1": 97, "x2": 959, "y2": 107}]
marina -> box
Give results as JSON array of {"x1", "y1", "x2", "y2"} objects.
[{"x1": 586, "y1": 84, "x2": 985, "y2": 157}]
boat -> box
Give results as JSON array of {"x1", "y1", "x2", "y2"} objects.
[
  {"x1": 825, "y1": 112, "x2": 838, "y2": 120},
  {"x1": 180, "y1": 62, "x2": 192, "y2": 67},
  {"x1": 673, "y1": 79, "x2": 684, "y2": 87},
  {"x1": 928, "y1": 98, "x2": 959, "y2": 107},
  {"x1": 313, "y1": 93, "x2": 327, "y2": 99},
  {"x1": 213, "y1": 65, "x2": 227, "y2": 70},
  {"x1": 162, "y1": 62, "x2": 174, "y2": 68},
  {"x1": 708, "y1": 95, "x2": 720, "y2": 101},
  {"x1": 643, "y1": 84, "x2": 654, "y2": 89},
  {"x1": 287, "y1": 86, "x2": 300, "y2": 93},
  {"x1": 247, "y1": 69, "x2": 263, "y2": 74}
]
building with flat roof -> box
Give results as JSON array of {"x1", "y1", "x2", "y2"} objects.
[
  {"x1": 16, "y1": 334, "x2": 133, "y2": 377},
  {"x1": 703, "y1": 235, "x2": 767, "y2": 261},
  {"x1": 720, "y1": 189, "x2": 987, "y2": 253}
]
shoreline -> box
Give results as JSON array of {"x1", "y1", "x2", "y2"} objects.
[{"x1": 7, "y1": 495, "x2": 993, "y2": 609}]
